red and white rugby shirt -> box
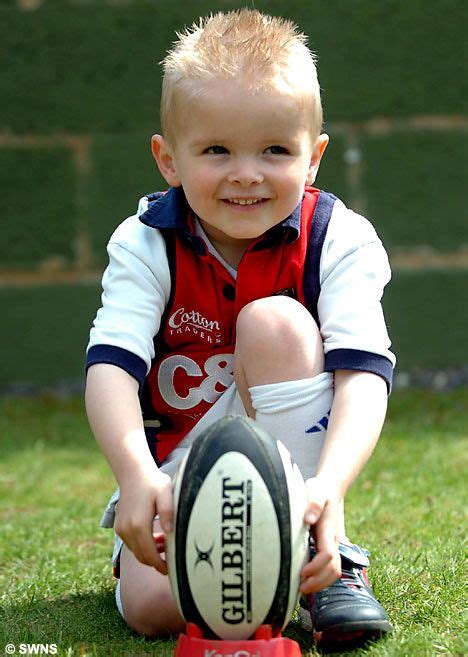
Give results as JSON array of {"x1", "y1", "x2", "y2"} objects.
[{"x1": 86, "y1": 186, "x2": 395, "y2": 466}]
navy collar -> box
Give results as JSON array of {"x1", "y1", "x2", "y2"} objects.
[
  {"x1": 139, "y1": 186, "x2": 301, "y2": 243},
  {"x1": 139, "y1": 186, "x2": 189, "y2": 229}
]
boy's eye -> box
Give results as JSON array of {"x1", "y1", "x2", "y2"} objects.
[
  {"x1": 204, "y1": 145, "x2": 228, "y2": 154},
  {"x1": 265, "y1": 145, "x2": 290, "y2": 155}
]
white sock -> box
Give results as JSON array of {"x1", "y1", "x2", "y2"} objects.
[
  {"x1": 249, "y1": 372, "x2": 334, "y2": 480},
  {"x1": 249, "y1": 372, "x2": 348, "y2": 540}
]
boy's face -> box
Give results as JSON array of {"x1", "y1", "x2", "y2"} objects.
[{"x1": 152, "y1": 79, "x2": 328, "y2": 250}]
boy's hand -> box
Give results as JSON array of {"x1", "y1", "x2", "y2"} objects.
[
  {"x1": 115, "y1": 470, "x2": 173, "y2": 575},
  {"x1": 300, "y1": 476, "x2": 342, "y2": 594}
]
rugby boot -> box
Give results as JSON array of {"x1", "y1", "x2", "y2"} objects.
[{"x1": 300, "y1": 542, "x2": 392, "y2": 649}]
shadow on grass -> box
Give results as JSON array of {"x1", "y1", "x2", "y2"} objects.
[
  {"x1": 0, "y1": 590, "x2": 177, "y2": 655},
  {"x1": 285, "y1": 621, "x2": 392, "y2": 656},
  {"x1": 0, "y1": 591, "x2": 390, "y2": 656}
]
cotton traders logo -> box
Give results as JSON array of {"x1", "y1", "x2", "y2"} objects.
[
  {"x1": 169, "y1": 307, "x2": 220, "y2": 332},
  {"x1": 169, "y1": 307, "x2": 221, "y2": 344}
]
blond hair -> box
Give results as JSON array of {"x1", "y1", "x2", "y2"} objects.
[{"x1": 160, "y1": 8, "x2": 323, "y2": 143}]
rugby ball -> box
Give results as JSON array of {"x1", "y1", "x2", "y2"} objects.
[{"x1": 166, "y1": 415, "x2": 309, "y2": 640}]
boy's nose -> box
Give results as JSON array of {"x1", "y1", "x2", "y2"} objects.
[{"x1": 227, "y1": 159, "x2": 264, "y2": 186}]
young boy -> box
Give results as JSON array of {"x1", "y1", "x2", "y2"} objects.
[{"x1": 85, "y1": 8, "x2": 395, "y2": 648}]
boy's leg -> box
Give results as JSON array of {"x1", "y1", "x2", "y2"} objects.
[
  {"x1": 234, "y1": 296, "x2": 347, "y2": 536},
  {"x1": 234, "y1": 295, "x2": 335, "y2": 481},
  {"x1": 234, "y1": 296, "x2": 392, "y2": 646},
  {"x1": 118, "y1": 518, "x2": 185, "y2": 637}
]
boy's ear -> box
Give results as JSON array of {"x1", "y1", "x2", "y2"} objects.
[
  {"x1": 151, "y1": 134, "x2": 182, "y2": 187},
  {"x1": 306, "y1": 133, "x2": 329, "y2": 186}
]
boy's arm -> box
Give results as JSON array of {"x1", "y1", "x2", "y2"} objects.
[
  {"x1": 300, "y1": 369, "x2": 387, "y2": 594},
  {"x1": 85, "y1": 363, "x2": 173, "y2": 574}
]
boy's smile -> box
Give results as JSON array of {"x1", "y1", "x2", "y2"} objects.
[{"x1": 152, "y1": 79, "x2": 328, "y2": 263}]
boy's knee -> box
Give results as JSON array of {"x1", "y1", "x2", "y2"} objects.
[
  {"x1": 118, "y1": 543, "x2": 185, "y2": 637},
  {"x1": 236, "y1": 296, "x2": 319, "y2": 348},
  {"x1": 122, "y1": 586, "x2": 184, "y2": 637},
  {"x1": 121, "y1": 587, "x2": 156, "y2": 636},
  {"x1": 235, "y1": 297, "x2": 324, "y2": 383}
]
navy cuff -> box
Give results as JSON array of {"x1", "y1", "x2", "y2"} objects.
[
  {"x1": 85, "y1": 345, "x2": 147, "y2": 393},
  {"x1": 324, "y1": 348, "x2": 393, "y2": 393}
]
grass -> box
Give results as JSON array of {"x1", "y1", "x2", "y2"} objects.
[{"x1": 0, "y1": 391, "x2": 466, "y2": 656}]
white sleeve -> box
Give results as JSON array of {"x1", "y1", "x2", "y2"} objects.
[
  {"x1": 86, "y1": 214, "x2": 171, "y2": 383},
  {"x1": 318, "y1": 200, "x2": 396, "y2": 382}
]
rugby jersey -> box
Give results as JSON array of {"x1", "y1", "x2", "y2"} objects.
[{"x1": 86, "y1": 186, "x2": 395, "y2": 465}]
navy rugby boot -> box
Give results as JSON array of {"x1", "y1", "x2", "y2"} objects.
[{"x1": 300, "y1": 542, "x2": 392, "y2": 649}]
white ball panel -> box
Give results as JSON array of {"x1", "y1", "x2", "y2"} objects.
[{"x1": 185, "y1": 451, "x2": 281, "y2": 640}]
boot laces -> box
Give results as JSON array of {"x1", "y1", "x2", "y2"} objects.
[{"x1": 316, "y1": 564, "x2": 374, "y2": 612}]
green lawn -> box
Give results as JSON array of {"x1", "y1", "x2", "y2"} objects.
[{"x1": 0, "y1": 392, "x2": 466, "y2": 656}]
